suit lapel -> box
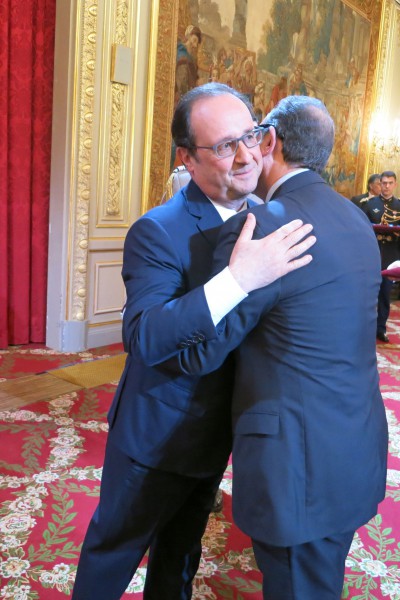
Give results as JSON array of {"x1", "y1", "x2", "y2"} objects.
[
  {"x1": 183, "y1": 180, "x2": 224, "y2": 248},
  {"x1": 183, "y1": 179, "x2": 262, "y2": 248}
]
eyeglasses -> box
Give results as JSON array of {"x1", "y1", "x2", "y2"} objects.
[
  {"x1": 190, "y1": 127, "x2": 266, "y2": 158},
  {"x1": 259, "y1": 122, "x2": 274, "y2": 130},
  {"x1": 259, "y1": 121, "x2": 284, "y2": 139}
]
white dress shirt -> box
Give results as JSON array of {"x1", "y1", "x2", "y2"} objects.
[{"x1": 203, "y1": 200, "x2": 249, "y2": 326}]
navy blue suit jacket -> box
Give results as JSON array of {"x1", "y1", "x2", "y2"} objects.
[
  {"x1": 107, "y1": 180, "x2": 259, "y2": 478},
  {"x1": 177, "y1": 171, "x2": 388, "y2": 546}
]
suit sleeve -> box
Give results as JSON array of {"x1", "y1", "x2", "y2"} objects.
[{"x1": 122, "y1": 216, "x2": 219, "y2": 365}]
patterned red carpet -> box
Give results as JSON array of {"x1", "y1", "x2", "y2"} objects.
[{"x1": 0, "y1": 311, "x2": 399, "y2": 599}]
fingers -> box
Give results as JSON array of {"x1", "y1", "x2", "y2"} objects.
[
  {"x1": 286, "y1": 254, "x2": 313, "y2": 272},
  {"x1": 286, "y1": 234, "x2": 317, "y2": 259},
  {"x1": 272, "y1": 219, "x2": 307, "y2": 240},
  {"x1": 236, "y1": 213, "x2": 256, "y2": 243},
  {"x1": 239, "y1": 217, "x2": 313, "y2": 249},
  {"x1": 279, "y1": 224, "x2": 314, "y2": 249},
  {"x1": 263, "y1": 221, "x2": 314, "y2": 253},
  {"x1": 260, "y1": 222, "x2": 315, "y2": 255}
]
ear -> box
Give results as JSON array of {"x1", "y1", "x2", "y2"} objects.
[
  {"x1": 176, "y1": 147, "x2": 196, "y2": 175},
  {"x1": 260, "y1": 126, "x2": 278, "y2": 157}
]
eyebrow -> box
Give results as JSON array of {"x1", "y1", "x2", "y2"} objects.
[{"x1": 208, "y1": 126, "x2": 257, "y2": 145}]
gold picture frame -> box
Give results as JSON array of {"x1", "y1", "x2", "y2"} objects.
[{"x1": 142, "y1": 0, "x2": 384, "y2": 212}]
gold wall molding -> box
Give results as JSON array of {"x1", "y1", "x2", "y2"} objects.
[
  {"x1": 94, "y1": 0, "x2": 137, "y2": 229},
  {"x1": 68, "y1": 0, "x2": 141, "y2": 324},
  {"x1": 69, "y1": 0, "x2": 98, "y2": 322},
  {"x1": 106, "y1": 0, "x2": 129, "y2": 218},
  {"x1": 115, "y1": 0, "x2": 128, "y2": 44},
  {"x1": 367, "y1": 0, "x2": 395, "y2": 176},
  {"x1": 306, "y1": 0, "x2": 383, "y2": 194},
  {"x1": 107, "y1": 81, "x2": 125, "y2": 217},
  {"x1": 48, "y1": 0, "x2": 152, "y2": 350},
  {"x1": 142, "y1": 0, "x2": 179, "y2": 211},
  {"x1": 397, "y1": 3, "x2": 400, "y2": 46},
  {"x1": 346, "y1": 0, "x2": 384, "y2": 192}
]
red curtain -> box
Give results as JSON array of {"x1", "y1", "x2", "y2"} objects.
[{"x1": 0, "y1": 0, "x2": 56, "y2": 348}]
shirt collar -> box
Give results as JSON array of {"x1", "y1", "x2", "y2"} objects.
[{"x1": 208, "y1": 199, "x2": 248, "y2": 222}]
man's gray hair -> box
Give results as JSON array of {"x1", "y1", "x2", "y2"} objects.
[{"x1": 264, "y1": 95, "x2": 335, "y2": 173}]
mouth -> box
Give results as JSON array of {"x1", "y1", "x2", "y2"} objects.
[{"x1": 233, "y1": 165, "x2": 257, "y2": 178}]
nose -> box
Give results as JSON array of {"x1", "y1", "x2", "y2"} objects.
[{"x1": 234, "y1": 139, "x2": 253, "y2": 163}]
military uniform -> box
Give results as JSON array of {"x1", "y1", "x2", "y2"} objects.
[
  {"x1": 364, "y1": 194, "x2": 400, "y2": 337},
  {"x1": 350, "y1": 192, "x2": 369, "y2": 213}
]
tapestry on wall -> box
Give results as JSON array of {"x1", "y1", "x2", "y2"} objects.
[{"x1": 175, "y1": 0, "x2": 371, "y2": 198}]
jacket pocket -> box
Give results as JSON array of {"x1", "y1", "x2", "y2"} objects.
[{"x1": 234, "y1": 412, "x2": 279, "y2": 435}]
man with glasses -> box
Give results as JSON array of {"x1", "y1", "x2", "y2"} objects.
[{"x1": 72, "y1": 83, "x2": 316, "y2": 600}]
